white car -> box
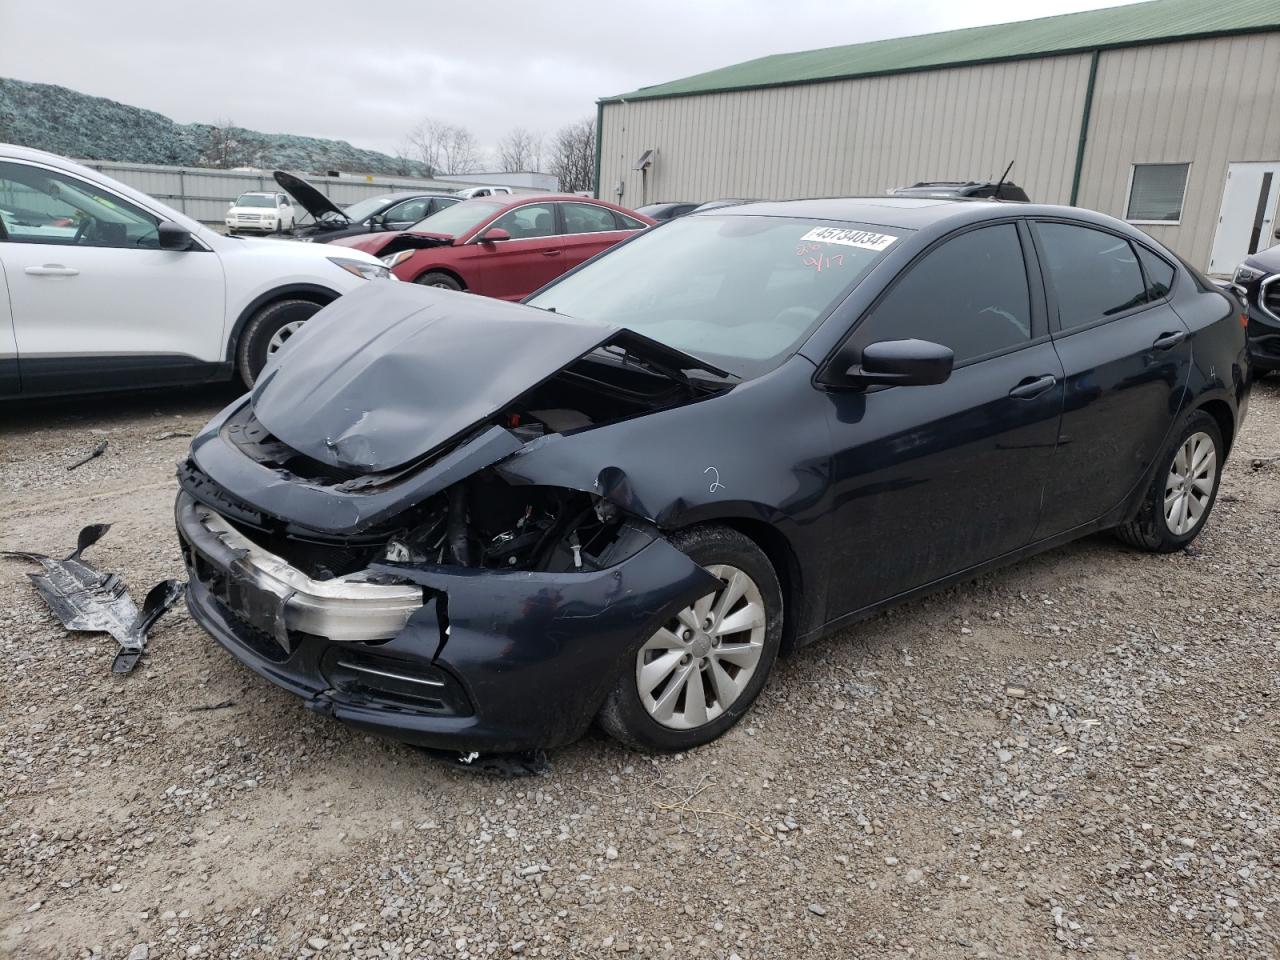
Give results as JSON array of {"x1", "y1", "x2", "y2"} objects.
[
  {"x1": 0, "y1": 144, "x2": 392, "y2": 397},
  {"x1": 453, "y1": 185, "x2": 513, "y2": 199},
  {"x1": 225, "y1": 190, "x2": 295, "y2": 234}
]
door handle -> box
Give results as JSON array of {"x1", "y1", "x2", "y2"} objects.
[
  {"x1": 1153, "y1": 330, "x2": 1187, "y2": 351},
  {"x1": 25, "y1": 264, "x2": 79, "y2": 277},
  {"x1": 541, "y1": 249, "x2": 562, "y2": 256},
  {"x1": 1008, "y1": 374, "x2": 1058, "y2": 400}
]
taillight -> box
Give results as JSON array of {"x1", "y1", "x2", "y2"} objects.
[{"x1": 1241, "y1": 313, "x2": 1249, "y2": 328}]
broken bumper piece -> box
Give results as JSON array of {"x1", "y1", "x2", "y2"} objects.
[
  {"x1": 175, "y1": 494, "x2": 423, "y2": 649},
  {"x1": 4, "y1": 523, "x2": 185, "y2": 673},
  {"x1": 176, "y1": 491, "x2": 717, "y2": 753}
]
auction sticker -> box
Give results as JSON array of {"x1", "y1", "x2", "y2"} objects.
[{"x1": 799, "y1": 227, "x2": 897, "y2": 251}]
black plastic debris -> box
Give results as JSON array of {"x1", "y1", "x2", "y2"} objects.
[
  {"x1": 419, "y1": 747, "x2": 550, "y2": 778},
  {"x1": 3, "y1": 524, "x2": 185, "y2": 673},
  {"x1": 67, "y1": 439, "x2": 109, "y2": 471}
]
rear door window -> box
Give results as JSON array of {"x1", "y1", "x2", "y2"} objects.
[
  {"x1": 1136, "y1": 245, "x2": 1176, "y2": 301},
  {"x1": 1035, "y1": 222, "x2": 1149, "y2": 331},
  {"x1": 858, "y1": 223, "x2": 1032, "y2": 364},
  {"x1": 560, "y1": 202, "x2": 619, "y2": 235}
]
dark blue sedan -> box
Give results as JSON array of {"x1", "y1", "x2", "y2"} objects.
[{"x1": 176, "y1": 197, "x2": 1249, "y2": 757}]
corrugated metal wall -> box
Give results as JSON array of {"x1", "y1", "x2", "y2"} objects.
[
  {"x1": 600, "y1": 32, "x2": 1280, "y2": 268},
  {"x1": 1075, "y1": 32, "x2": 1280, "y2": 267},
  {"x1": 600, "y1": 54, "x2": 1091, "y2": 210},
  {"x1": 76, "y1": 161, "x2": 540, "y2": 225}
]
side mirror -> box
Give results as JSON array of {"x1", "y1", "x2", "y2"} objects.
[
  {"x1": 479, "y1": 227, "x2": 511, "y2": 244},
  {"x1": 831, "y1": 339, "x2": 953, "y2": 388},
  {"x1": 156, "y1": 221, "x2": 193, "y2": 251}
]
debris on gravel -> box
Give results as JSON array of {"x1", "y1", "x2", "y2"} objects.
[{"x1": 1, "y1": 382, "x2": 1278, "y2": 958}]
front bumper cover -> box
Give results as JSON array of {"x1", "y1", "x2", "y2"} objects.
[{"x1": 176, "y1": 491, "x2": 718, "y2": 752}]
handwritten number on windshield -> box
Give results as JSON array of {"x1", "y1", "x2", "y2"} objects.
[{"x1": 795, "y1": 242, "x2": 845, "y2": 273}]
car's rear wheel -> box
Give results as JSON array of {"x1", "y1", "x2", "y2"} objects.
[
  {"x1": 236, "y1": 298, "x2": 324, "y2": 387},
  {"x1": 597, "y1": 526, "x2": 783, "y2": 751},
  {"x1": 414, "y1": 271, "x2": 462, "y2": 291},
  {"x1": 1115, "y1": 409, "x2": 1223, "y2": 552}
]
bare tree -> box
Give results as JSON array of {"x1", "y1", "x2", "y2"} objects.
[
  {"x1": 202, "y1": 118, "x2": 246, "y2": 169},
  {"x1": 404, "y1": 119, "x2": 481, "y2": 176},
  {"x1": 496, "y1": 127, "x2": 542, "y2": 172},
  {"x1": 546, "y1": 117, "x2": 596, "y2": 194},
  {"x1": 390, "y1": 135, "x2": 423, "y2": 177}
]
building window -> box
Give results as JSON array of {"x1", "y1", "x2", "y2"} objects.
[{"x1": 1126, "y1": 163, "x2": 1190, "y2": 223}]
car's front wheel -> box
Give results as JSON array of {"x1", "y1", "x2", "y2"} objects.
[
  {"x1": 414, "y1": 271, "x2": 462, "y2": 291},
  {"x1": 1116, "y1": 409, "x2": 1223, "y2": 552},
  {"x1": 236, "y1": 298, "x2": 324, "y2": 387},
  {"x1": 597, "y1": 526, "x2": 783, "y2": 751}
]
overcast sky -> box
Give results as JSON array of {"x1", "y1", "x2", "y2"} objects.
[{"x1": 1, "y1": 0, "x2": 1135, "y2": 161}]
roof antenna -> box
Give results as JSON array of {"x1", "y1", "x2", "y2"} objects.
[{"x1": 993, "y1": 160, "x2": 1014, "y2": 200}]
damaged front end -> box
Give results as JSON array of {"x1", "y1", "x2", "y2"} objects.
[{"x1": 175, "y1": 283, "x2": 732, "y2": 751}]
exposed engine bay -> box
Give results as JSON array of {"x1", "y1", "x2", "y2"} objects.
[{"x1": 185, "y1": 344, "x2": 730, "y2": 583}]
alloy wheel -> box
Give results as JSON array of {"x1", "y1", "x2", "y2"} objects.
[
  {"x1": 635, "y1": 564, "x2": 767, "y2": 730},
  {"x1": 1165, "y1": 431, "x2": 1216, "y2": 536},
  {"x1": 266, "y1": 320, "x2": 307, "y2": 357}
]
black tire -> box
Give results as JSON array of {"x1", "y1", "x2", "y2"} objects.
[
  {"x1": 414, "y1": 271, "x2": 462, "y2": 291},
  {"x1": 236, "y1": 298, "x2": 324, "y2": 388},
  {"x1": 597, "y1": 525, "x2": 783, "y2": 752},
  {"x1": 1254, "y1": 367, "x2": 1271, "y2": 382},
  {"x1": 1115, "y1": 409, "x2": 1223, "y2": 553}
]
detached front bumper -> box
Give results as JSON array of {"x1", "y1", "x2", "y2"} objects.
[{"x1": 175, "y1": 492, "x2": 715, "y2": 752}]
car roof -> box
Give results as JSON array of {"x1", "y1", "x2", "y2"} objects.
[
  {"x1": 454, "y1": 194, "x2": 652, "y2": 220},
  {"x1": 378, "y1": 190, "x2": 457, "y2": 200},
  {"x1": 700, "y1": 196, "x2": 1123, "y2": 233}
]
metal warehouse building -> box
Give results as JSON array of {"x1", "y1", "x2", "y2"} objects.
[{"x1": 595, "y1": 0, "x2": 1280, "y2": 274}]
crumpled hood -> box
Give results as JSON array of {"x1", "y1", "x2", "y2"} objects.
[
  {"x1": 249, "y1": 282, "x2": 619, "y2": 473},
  {"x1": 327, "y1": 231, "x2": 396, "y2": 254}
]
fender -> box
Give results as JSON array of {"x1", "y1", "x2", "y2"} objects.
[{"x1": 224, "y1": 283, "x2": 341, "y2": 363}]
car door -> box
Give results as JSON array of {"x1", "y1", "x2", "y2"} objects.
[
  {"x1": 465, "y1": 202, "x2": 563, "y2": 300},
  {"x1": 556, "y1": 202, "x2": 640, "y2": 270},
  {"x1": 822, "y1": 221, "x2": 1065, "y2": 619},
  {"x1": 0, "y1": 159, "x2": 225, "y2": 393},
  {"x1": 1029, "y1": 220, "x2": 1192, "y2": 539}
]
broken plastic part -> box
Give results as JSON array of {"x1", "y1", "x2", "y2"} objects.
[
  {"x1": 66, "y1": 440, "x2": 108, "y2": 472},
  {"x1": 3, "y1": 525, "x2": 185, "y2": 674}
]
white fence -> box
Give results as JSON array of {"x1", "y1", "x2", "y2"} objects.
[{"x1": 76, "y1": 160, "x2": 542, "y2": 225}]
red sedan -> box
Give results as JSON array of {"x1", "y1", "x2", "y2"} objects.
[{"x1": 329, "y1": 195, "x2": 654, "y2": 300}]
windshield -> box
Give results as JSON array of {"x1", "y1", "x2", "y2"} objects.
[
  {"x1": 408, "y1": 198, "x2": 504, "y2": 236},
  {"x1": 236, "y1": 194, "x2": 276, "y2": 208},
  {"x1": 340, "y1": 195, "x2": 395, "y2": 222},
  {"x1": 527, "y1": 215, "x2": 906, "y2": 377}
]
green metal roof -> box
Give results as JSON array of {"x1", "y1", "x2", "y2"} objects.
[{"x1": 602, "y1": 0, "x2": 1280, "y2": 103}]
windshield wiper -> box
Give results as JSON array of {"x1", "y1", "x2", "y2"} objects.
[{"x1": 593, "y1": 341, "x2": 739, "y2": 392}]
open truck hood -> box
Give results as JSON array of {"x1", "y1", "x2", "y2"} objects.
[
  {"x1": 249, "y1": 282, "x2": 726, "y2": 474},
  {"x1": 274, "y1": 170, "x2": 347, "y2": 222}
]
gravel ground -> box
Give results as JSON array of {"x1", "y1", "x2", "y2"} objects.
[{"x1": 1, "y1": 382, "x2": 1278, "y2": 960}]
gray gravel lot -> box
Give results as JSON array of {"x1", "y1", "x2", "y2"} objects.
[{"x1": 1, "y1": 382, "x2": 1278, "y2": 959}]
